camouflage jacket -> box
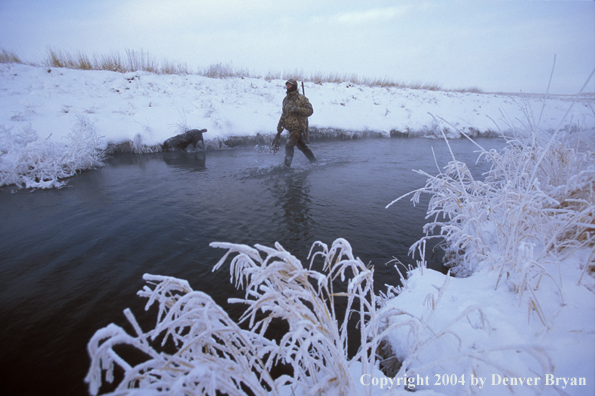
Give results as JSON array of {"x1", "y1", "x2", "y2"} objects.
[{"x1": 277, "y1": 91, "x2": 313, "y2": 133}]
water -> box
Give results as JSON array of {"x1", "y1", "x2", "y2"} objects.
[{"x1": 0, "y1": 137, "x2": 505, "y2": 395}]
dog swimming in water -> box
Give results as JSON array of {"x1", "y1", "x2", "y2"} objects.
[{"x1": 162, "y1": 128, "x2": 207, "y2": 151}]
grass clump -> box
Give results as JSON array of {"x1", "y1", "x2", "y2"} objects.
[
  {"x1": 199, "y1": 62, "x2": 251, "y2": 79},
  {"x1": 85, "y1": 238, "x2": 383, "y2": 395},
  {"x1": 0, "y1": 116, "x2": 105, "y2": 189},
  {"x1": 43, "y1": 47, "x2": 190, "y2": 75},
  {"x1": 0, "y1": 48, "x2": 23, "y2": 64},
  {"x1": 387, "y1": 97, "x2": 595, "y2": 321}
]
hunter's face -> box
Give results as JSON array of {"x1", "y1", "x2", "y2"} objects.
[{"x1": 286, "y1": 82, "x2": 292, "y2": 90}]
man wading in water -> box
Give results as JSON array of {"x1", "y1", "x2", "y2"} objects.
[{"x1": 273, "y1": 79, "x2": 316, "y2": 167}]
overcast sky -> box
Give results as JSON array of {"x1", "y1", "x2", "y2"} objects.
[{"x1": 1, "y1": 0, "x2": 593, "y2": 94}]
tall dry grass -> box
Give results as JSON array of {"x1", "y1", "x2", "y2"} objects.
[
  {"x1": 0, "y1": 48, "x2": 23, "y2": 64},
  {"x1": 0, "y1": 46, "x2": 482, "y2": 93},
  {"x1": 43, "y1": 47, "x2": 190, "y2": 75}
]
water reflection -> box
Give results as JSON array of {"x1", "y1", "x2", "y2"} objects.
[
  {"x1": 103, "y1": 151, "x2": 207, "y2": 171},
  {"x1": 268, "y1": 169, "x2": 317, "y2": 250},
  {"x1": 162, "y1": 151, "x2": 206, "y2": 171}
]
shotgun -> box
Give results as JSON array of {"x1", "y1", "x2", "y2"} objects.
[{"x1": 301, "y1": 81, "x2": 310, "y2": 143}]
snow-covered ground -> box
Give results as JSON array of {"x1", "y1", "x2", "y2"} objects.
[
  {"x1": 1, "y1": 63, "x2": 594, "y2": 395},
  {"x1": 1, "y1": 63, "x2": 592, "y2": 188},
  {"x1": 378, "y1": 254, "x2": 594, "y2": 396},
  {"x1": 1, "y1": 62, "x2": 593, "y2": 148}
]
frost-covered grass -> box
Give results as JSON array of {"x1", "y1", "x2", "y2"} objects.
[
  {"x1": 379, "y1": 98, "x2": 594, "y2": 394},
  {"x1": 85, "y1": 239, "x2": 386, "y2": 396},
  {"x1": 0, "y1": 116, "x2": 105, "y2": 189},
  {"x1": 393, "y1": 130, "x2": 594, "y2": 274},
  {"x1": 388, "y1": 103, "x2": 595, "y2": 290}
]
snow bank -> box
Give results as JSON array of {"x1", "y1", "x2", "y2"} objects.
[
  {"x1": 2, "y1": 63, "x2": 592, "y2": 144},
  {"x1": 1, "y1": 63, "x2": 593, "y2": 188},
  {"x1": 380, "y1": 261, "x2": 594, "y2": 396}
]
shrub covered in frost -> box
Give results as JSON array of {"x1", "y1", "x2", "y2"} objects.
[
  {"x1": 85, "y1": 239, "x2": 389, "y2": 396},
  {"x1": 0, "y1": 116, "x2": 105, "y2": 189},
  {"x1": 388, "y1": 124, "x2": 594, "y2": 313}
]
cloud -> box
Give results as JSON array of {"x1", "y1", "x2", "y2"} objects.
[{"x1": 326, "y1": 5, "x2": 413, "y2": 25}]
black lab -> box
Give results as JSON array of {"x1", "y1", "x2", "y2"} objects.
[{"x1": 162, "y1": 129, "x2": 207, "y2": 151}]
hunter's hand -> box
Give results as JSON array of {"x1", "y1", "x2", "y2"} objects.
[{"x1": 271, "y1": 134, "x2": 280, "y2": 152}]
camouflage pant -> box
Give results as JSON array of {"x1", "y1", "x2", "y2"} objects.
[{"x1": 285, "y1": 130, "x2": 316, "y2": 167}]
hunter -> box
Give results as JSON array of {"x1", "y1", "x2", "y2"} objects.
[{"x1": 273, "y1": 79, "x2": 316, "y2": 167}]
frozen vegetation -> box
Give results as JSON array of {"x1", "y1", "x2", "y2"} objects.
[
  {"x1": 0, "y1": 62, "x2": 593, "y2": 395},
  {"x1": 0, "y1": 116, "x2": 104, "y2": 188}
]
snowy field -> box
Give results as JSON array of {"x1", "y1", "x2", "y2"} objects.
[{"x1": 1, "y1": 63, "x2": 594, "y2": 396}]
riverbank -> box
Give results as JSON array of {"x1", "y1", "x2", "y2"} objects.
[
  {"x1": 1, "y1": 62, "x2": 593, "y2": 188},
  {"x1": 2, "y1": 63, "x2": 592, "y2": 146}
]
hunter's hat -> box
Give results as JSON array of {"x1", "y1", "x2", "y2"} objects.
[{"x1": 285, "y1": 78, "x2": 297, "y2": 87}]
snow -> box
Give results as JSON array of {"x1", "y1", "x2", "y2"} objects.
[
  {"x1": 1, "y1": 63, "x2": 594, "y2": 395},
  {"x1": 381, "y1": 262, "x2": 594, "y2": 395},
  {"x1": 1, "y1": 62, "x2": 592, "y2": 150},
  {"x1": 2, "y1": 63, "x2": 592, "y2": 189}
]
